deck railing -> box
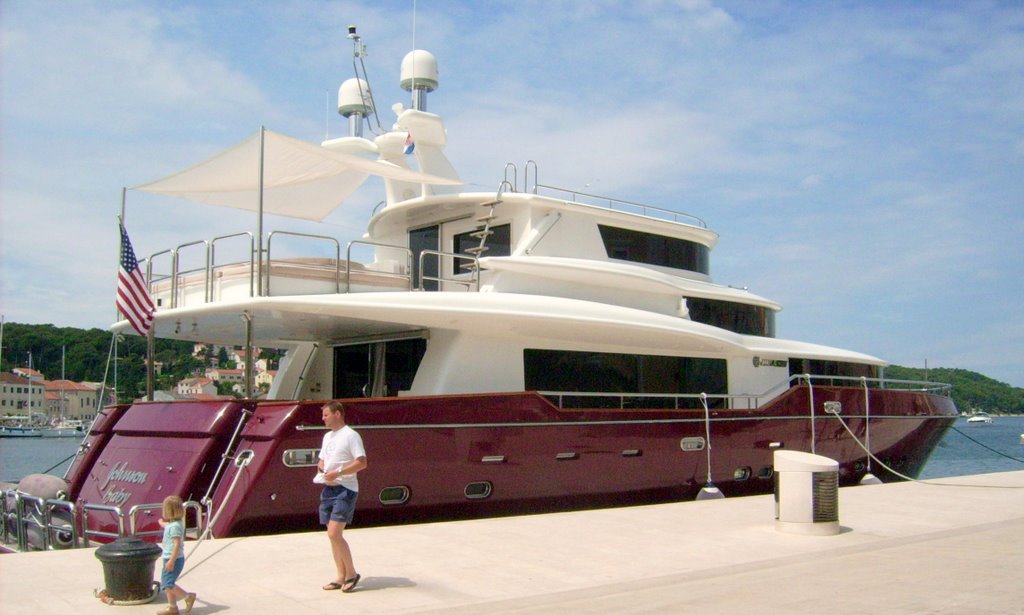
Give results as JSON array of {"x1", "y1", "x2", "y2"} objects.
[
  {"x1": 539, "y1": 373, "x2": 952, "y2": 413},
  {"x1": 500, "y1": 159, "x2": 707, "y2": 229},
  {"x1": 139, "y1": 232, "x2": 483, "y2": 310},
  {"x1": 0, "y1": 493, "x2": 206, "y2": 553}
]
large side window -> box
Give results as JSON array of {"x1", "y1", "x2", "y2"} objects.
[
  {"x1": 788, "y1": 359, "x2": 878, "y2": 386},
  {"x1": 598, "y1": 225, "x2": 709, "y2": 274},
  {"x1": 524, "y1": 349, "x2": 726, "y2": 408},
  {"x1": 687, "y1": 297, "x2": 776, "y2": 337},
  {"x1": 333, "y1": 338, "x2": 427, "y2": 398}
]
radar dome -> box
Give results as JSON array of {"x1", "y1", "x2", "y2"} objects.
[
  {"x1": 400, "y1": 50, "x2": 438, "y2": 92},
  {"x1": 338, "y1": 78, "x2": 373, "y2": 117}
]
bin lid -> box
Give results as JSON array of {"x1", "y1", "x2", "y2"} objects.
[
  {"x1": 773, "y1": 450, "x2": 838, "y2": 472},
  {"x1": 95, "y1": 537, "x2": 162, "y2": 562}
]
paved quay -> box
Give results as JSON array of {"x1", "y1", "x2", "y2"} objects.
[{"x1": 3, "y1": 470, "x2": 1023, "y2": 614}]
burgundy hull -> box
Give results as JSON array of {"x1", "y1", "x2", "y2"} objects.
[{"x1": 64, "y1": 386, "x2": 956, "y2": 540}]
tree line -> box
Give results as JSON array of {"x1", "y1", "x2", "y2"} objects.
[
  {"x1": 2, "y1": 323, "x2": 210, "y2": 403},
  {"x1": 2, "y1": 322, "x2": 1022, "y2": 413}
]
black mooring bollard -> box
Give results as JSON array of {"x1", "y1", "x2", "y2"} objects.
[{"x1": 94, "y1": 537, "x2": 162, "y2": 602}]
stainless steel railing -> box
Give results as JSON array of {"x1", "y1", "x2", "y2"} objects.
[
  {"x1": 0, "y1": 491, "x2": 206, "y2": 552},
  {"x1": 140, "y1": 232, "x2": 486, "y2": 311}
]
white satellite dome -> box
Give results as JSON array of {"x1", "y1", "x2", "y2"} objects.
[
  {"x1": 400, "y1": 50, "x2": 439, "y2": 92},
  {"x1": 338, "y1": 78, "x2": 374, "y2": 117}
]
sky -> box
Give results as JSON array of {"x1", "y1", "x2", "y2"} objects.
[{"x1": 1, "y1": 1, "x2": 1022, "y2": 387}]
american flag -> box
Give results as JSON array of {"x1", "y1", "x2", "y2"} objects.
[{"x1": 117, "y1": 224, "x2": 155, "y2": 336}]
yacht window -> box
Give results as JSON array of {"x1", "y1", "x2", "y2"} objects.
[
  {"x1": 598, "y1": 225, "x2": 709, "y2": 274},
  {"x1": 333, "y1": 338, "x2": 427, "y2": 398},
  {"x1": 788, "y1": 359, "x2": 879, "y2": 386},
  {"x1": 686, "y1": 297, "x2": 776, "y2": 337},
  {"x1": 409, "y1": 225, "x2": 439, "y2": 291},
  {"x1": 523, "y1": 349, "x2": 726, "y2": 409},
  {"x1": 453, "y1": 223, "x2": 511, "y2": 259}
]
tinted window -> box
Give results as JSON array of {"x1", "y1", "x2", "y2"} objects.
[
  {"x1": 687, "y1": 297, "x2": 776, "y2": 337},
  {"x1": 598, "y1": 225, "x2": 709, "y2": 274},
  {"x1": 524, "y1": 349, "x2": 726, "y2": 408},
  {"x1": 454, "y1": 223, "x2": 511, "y2": 258},
  {"x1": 788, "y1": 359, "x2": 879, "y2": 386},
  {"x1": 409, "y1": 225, "x2": 439, "y2": 291}
]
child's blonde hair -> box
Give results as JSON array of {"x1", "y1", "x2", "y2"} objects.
[{"x1": 162, "y1": 495, "x2": 185, "y2": 522}]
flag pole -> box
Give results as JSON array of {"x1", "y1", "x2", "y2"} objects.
[
  {"x1": 118, "y1": 188, "x2": 156, "y2": 401},
  {"x1": 257, "y1": 126, "x2": 265, "y2": 297}
]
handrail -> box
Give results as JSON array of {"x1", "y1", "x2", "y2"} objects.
[
  {"x1": 171, "y1": 239, "x2": 211, "y2": 308},
  {"x1": 266, "y1": 231, "x2": 341, "y2": 295},
  {"x1": 14, "y1": 492, "x2": 41, "y2": 551},
  {"x1": 524, "y1": 160, "x2": 538, "y2": 194},
  {"x1": 210, "y1": 232, "x2": 255, "y2": 300},
  {"x1": 44, "y1": 499, "x2": 79, "y2": 549},
  {"x1": 81, "y1": 502, "x2": 126, "y2": 546},
  {"x1": 534, "y1": 182, "x2": 707, "y2": 229},
  {"x1": 417, "y1": 249, "x2": 480, "y2": 291},
  {"x1": 537, "y1": 373, "x2": 952, "y2": 413},
  {"x1": 143, "y1": 249, "x2": 174, "y2": 305},
  {"x1": 503, "y1": 162, "x2": 517, "y2": 193},
  {"x1": 1, "y1": 491, "x2": 79, "y2": 551},
  {"x1": 129, "y1": 500, "x2": 204, "y2": 540},
  {"x1": 345, "y1": 240, "x2": 413, "y2": 291}
]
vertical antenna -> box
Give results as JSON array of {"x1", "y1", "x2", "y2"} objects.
[{"x1": 325, "y1": 90, "x2": 330, "y2": 141}]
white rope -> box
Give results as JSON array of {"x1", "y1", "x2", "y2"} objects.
[
  {"x1": 178, "y1": 450, "x2": 255, "y2": 578},
  {"x1": 830, "y1": 412, "x2": 1024, "y2": 489}
]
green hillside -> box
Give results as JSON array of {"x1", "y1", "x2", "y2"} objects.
[{"x1": 885, "y1": 366, "x2": 1023, "y2": 415}]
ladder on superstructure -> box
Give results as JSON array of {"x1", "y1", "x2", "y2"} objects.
[{"x1": 461, "y1": 180, "x2": 512, "y2": 271}]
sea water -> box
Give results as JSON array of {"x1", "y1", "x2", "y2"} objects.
[{"x1": 1, "y1": 416, "x2": 1022, "y2": 484}]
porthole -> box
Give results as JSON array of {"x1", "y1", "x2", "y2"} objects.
[
  {"x1": 379, "y1": 486, "x2": 410, "y2": 506},
  {"x1": 757, "y1": 466, "x2": 774, "y2": 480},
  {"x1": 733, "y1": 467, "x2": 752, "y2": 481},
  {"x1": 282, "y1": 448, "x2": 319, "y2": 467},
  {"x1": 465, "y1": 481, "x2": 492, "y2": 500},
  {"x1": 679, "y1": 437, "x2": 705, "y2": 452}
]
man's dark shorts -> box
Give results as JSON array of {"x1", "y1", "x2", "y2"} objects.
[{"x1": 319, "y1": 485, "x2": 358, "y2": 525}]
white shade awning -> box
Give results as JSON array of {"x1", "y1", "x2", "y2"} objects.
[{"x1": 133, "y1": 129, "x2": 460, "y2": 221}]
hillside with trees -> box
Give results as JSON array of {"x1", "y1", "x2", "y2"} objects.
[
  {"x1": 1, "y1": 322, "x2": 256, "y2": 403},
  {"x1": 2, "y1": 322, "x2": 1022, "y2": 413},
  {"x1": 884, "y1": 365, "x2": 1024, "y2": 415}
]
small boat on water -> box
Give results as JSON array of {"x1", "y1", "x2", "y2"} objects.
[
  {"x1": 39, "y1": 422, "x2": 90, "y2": 438},
  {"x1": 2, "y1": 30, "x2": 958, "y2": 552},
  {"x1": 0, "y1": 425, "x2": 43, "y2": 438},
  {"x1": 0, "y1": 416, "x2": 43, "y2": 438},
  {"x1": 966, "y1": 412, "x2": 994, "y2": 425}
]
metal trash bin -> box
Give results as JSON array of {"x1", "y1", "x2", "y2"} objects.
[
  {"x1": 94, "y1": 537, "x2": 162, "y2": 602},
  {"x1": 773, "y1": 450, "x2": 840, "y2": 536}
]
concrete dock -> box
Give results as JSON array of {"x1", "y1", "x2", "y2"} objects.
[{"x1": 3, "y1": 470, "x2": 1023, "y2": 614}]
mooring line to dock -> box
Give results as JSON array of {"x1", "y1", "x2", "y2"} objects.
[
  {"x1": 179, "y1": 449, "x2": 256, "y2": 579},
  {"x1": 830, "y1": 413, "x2": 1024, "y2": 489},
  {"x1": 947, "y1": 426, "x2": 1024, "y2": 464}
]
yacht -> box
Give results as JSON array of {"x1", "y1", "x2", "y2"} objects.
[{"x1": 4, "y1": 32, "x2": 957, "y2": 549}]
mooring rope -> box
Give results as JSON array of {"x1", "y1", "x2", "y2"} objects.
[
  {"x1": 178, "y1": 449, "x2": 255, "y2": 579},
  {"x1": 829, "y1": 411, "x2": 1024, "y2": 489}
]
